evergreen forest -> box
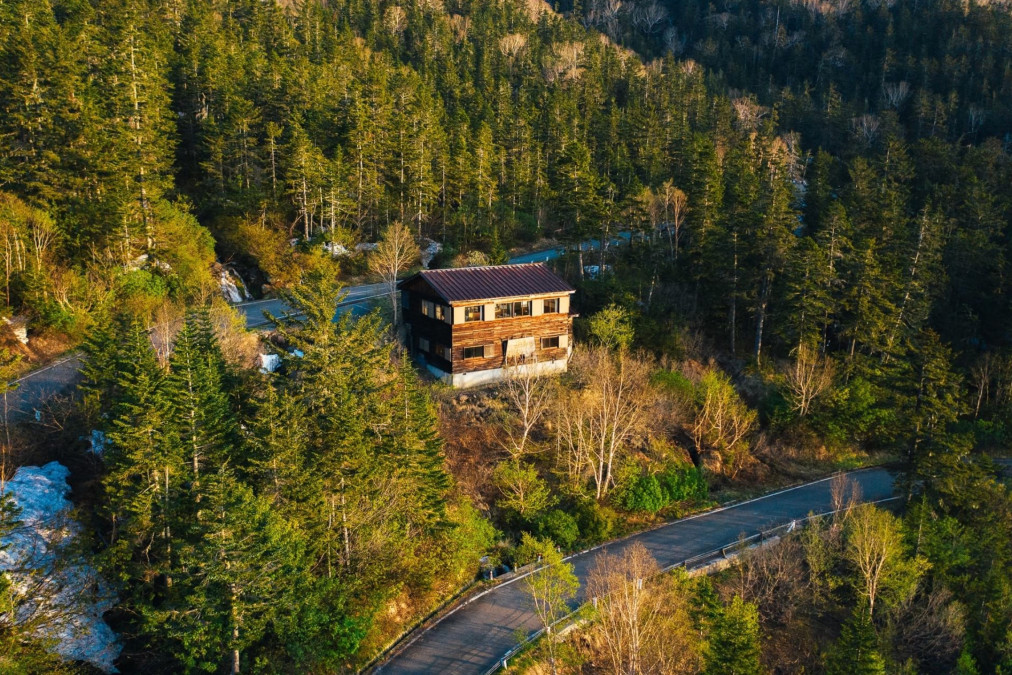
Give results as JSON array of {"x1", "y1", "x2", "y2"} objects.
[{"x1": 0, "y1": 0, "x2": 1011, "y2": 672}]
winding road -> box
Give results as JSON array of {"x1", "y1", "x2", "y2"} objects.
[
  {"x1": 375, "y1": 468, "x2": 899, "y2": 674},
  {"x1": 7, "y1": 237, "x2": 900, "y2": 675}
]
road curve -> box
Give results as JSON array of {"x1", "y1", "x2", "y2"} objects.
[
  {"x1": 8, "y1": 281, "x2": 391, "y2": 421},
  {"x1": 376, "y1": 467, "x2": 898, "y2": 675}
]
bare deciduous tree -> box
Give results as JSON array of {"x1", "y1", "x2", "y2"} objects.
[
  {"x1": 659, "y1": 181, "x2": 688, "y2": 261},
  {"x1": 882, "y1": 81, "x2": 911, "y2": 109},
  {"x1": 383, "y1": 6, "x2": 407, "y2": 35},
  {"x1": 587, "y1": 543, "x2": 662, "y2": 674},
  {"x1": 724, "y1": 536, "x2": 810, "y2": 626},
  {"x1": 499, "y1": 358, "x2": 555, "y2": 459},
  {"x1": 732, "y1": 96, "x2": 765, "y2": 132},
  {"x1": 782, "y1": 343, "x2": 835, "y2": 416},
  {"x1": 368, "y1": 221, "x2": 419, "y2": 327},
  {"x1": 498, "y1": 33, "x2": 528, "y2": 71},
  {"x1": 830, "y1": 472, "x2": 861, "y2": 523},
  {"x1": 852, "y1": 114, "x2": 881, "y2": 146},
  {"x1": 891, "y1": 586, "x2": 966, "y2": 668},
  {"x1": 556, "y1": 348, "x2": 654, "y2": 498},
  {"x1": 544, "y1": 42, "x2": 585, "y2": 83},
  {"x1": 663, "y1": 26, "x2": 686, "y2": 55},
  {"x1": 633, "y1": 0, "x2": 668, "y2": 34},
  {"x1": 690, "y1": 369, "x2": 757, "y2": 479}
]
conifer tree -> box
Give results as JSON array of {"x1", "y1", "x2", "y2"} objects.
[
  {"x1": 103, "y1": 321, "x2": 184, "y2": 584},
  {"x1": 167, "y1": 468, "x2": 307, "y2": 674},
  {"x1": 703, "y1": 596, "x2": 762, "y2": 675},
  {"x1": 166, "y1": 311, "x2": 237, "y2": 487},
  {"x1": 824, "y1": 609, "x2": 886, "y2": 675}
]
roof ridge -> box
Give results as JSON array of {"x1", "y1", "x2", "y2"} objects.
[{"x1": 422, "y1": 262, "x2": 544, "y2": 273}]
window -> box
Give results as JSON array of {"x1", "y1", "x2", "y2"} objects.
[
  {"x1": 541, "y1": 336, "x2": 560, "y2": 350},
  {"x1": 464, "y1": 305, "x2": 483, "y2": 322},
  {"x1": 434, "y1": 304, "x2": 446, "y2": 321},
  {"x1": 418, "y1": 337, "x2": 430, "y2": 352},
  {"x1": 433, "y1": 343, "x2": 449, "y2": 360},
  {"x1": 543, "y1": 298, "x2": 559, "y2": 314},
  {"x1": 421, "y1": 300, "x2": 434, "y2": 318},
  {"x1": 463, "y1": 346, "x2": 487, "y2": 359},
  {"x1": 495, "y1": 300, "x2": 532, "y2": 319}
]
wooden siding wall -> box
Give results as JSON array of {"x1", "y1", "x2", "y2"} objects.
[
  {"x1": 403, "y1": 290, "x2": 453, "y2": 371},
  {"x1": 449, "y1": 312, "x2": 572, "y2": 374}
]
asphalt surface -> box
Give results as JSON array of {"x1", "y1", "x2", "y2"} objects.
[
  {"x1": 377, "y1": 467, "x2": 899, "y2": 675},
  {"x1": 7, "y1": 282, "x2": 391, "y2": 421}
]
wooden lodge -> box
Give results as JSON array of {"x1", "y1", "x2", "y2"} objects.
[{"x1": 398, "y1": 263, "x2": 576, "y2": 388}]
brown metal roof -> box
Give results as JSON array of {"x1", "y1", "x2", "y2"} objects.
[{"x1": 399, "y1": 263, "x2": 575, "y2": 304}]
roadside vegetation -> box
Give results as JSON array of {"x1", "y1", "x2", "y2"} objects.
[
  {"x1": 515, "y1": 470, "x2": 1010, "y2": 674},
  {"x1": 0, "y1": 0, "x2": 1011, "y2": 671}
]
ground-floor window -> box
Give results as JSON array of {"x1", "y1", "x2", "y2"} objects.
[
  {"x1": 540, "y1": 336, "x2": 560, "y2": 350},
  {"x1": 418, "y1": 336, "x2": 430, "y2": 352}
]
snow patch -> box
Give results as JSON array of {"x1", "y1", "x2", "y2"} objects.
[
  {"x1": 323, "y1": 241, "x2": 351, "y2": 257},
  {"x1": 0, "y1": 462, "x2": 121, "y2": 672},
  {"x1": 219, "y1": 266, "x2": 249, "y2": 304},
  {"x1": 259, "y1": 353, "x2": 281, "y2": 373},
  {"x1": 3, "y1": 315, "x2": 29, "y2": 344},
  {"x1": 420, "y1": 239, "x2": 442, "y2": 269},
  {"x1": 355, "y1": 242, "x2": 379, "y2": 253}
]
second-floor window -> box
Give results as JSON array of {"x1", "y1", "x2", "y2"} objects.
[
  {"x1": 543, "y1": 298, "x2": 559, "y2": 313},
  {"x1": 464, "y1": 305, "x2": 483, "y2": 322},
  {"x1": 495, "y1": 300, "x2": 531, "y2": 319},
  {"x1": 421, "y1": 300, "x2": 446, "y2": 320}
]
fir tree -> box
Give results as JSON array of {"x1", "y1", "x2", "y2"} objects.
[
  {"x1": 824, "y1": 609, "x2": 886, "y2": 675},
  {"x1": 704, "y1": 596, "x2": 763, "y2": 675}
]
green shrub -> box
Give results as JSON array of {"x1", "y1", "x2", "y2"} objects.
[
  {"x1": 535, "y1": 509, "x2": 580, "y2": 550},
  {"x1": 621, "y1": 474, "x2": 667, "y2": 513},
  {"x1": 658, "y1": 464, "x2": 708, "y2": 502},
  {"x1": 651, "y1": 370, "x2": 695, "y2": 404},
  {"x1": 569, "y1": 498, "x2": 616, "y2": 546}
]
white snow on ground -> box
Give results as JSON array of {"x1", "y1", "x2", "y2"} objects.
[
  {"x1": 0, "y1": 462, "x2": 121, "y2": 672},
  {"x1": 420, "y1": 239, "x2": 442, "y2": 268},
  {"x1": 259, "y1": 353, "x2": 281, "y2": 373},
  {"x1": 219, "y1": 267, "x2": 249, "y2": 304},
  {"x1": 323, "y1": 241, "x2": 351, "y2": 257}
]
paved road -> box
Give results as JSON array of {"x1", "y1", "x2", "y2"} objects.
[
  {"x1": 7, "y1": 283, "x2": 392, "y2": 420},
  {"x1": 237, "y1": 281, "x2": 390, "y2": 329},
  {"x1": 377, "y1": 467, "x2": 898, "y2": 675},
  {"x1": 510, "y1": 233, "x2": 631, "y2": 265}
]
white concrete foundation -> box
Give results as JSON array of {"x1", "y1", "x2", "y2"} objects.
[{"x1": 426, "y1": 358, "x2": 569, "y2": 388}]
